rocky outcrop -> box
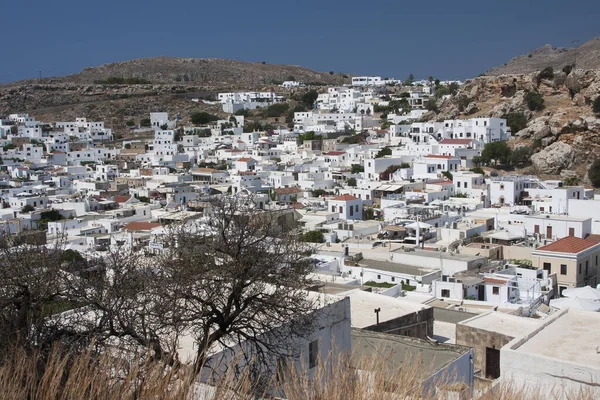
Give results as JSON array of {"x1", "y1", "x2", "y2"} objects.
[
  {"x1": 487, "y1": 36, "x2": 600, "y2": 75},
  {"x1": 531, "y1": 142, "x2": 575, "y2": 174}
]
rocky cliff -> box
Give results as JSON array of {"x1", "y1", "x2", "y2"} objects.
[
  {"x1": 487, "y1": 36, "x2": 600, "y2": 75},
  {"x1": 424, "y1": 68, "x2": 600, "y2": 183}
]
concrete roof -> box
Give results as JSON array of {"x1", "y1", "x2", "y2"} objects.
[
  {"x1": 337, "y1": 289, "x2": 429, "y2": 328},
  {"x1": 458, "y1": 311, "x2": 542, "y2": 338},
  {"x1": 351, "y1": 329, "x2": 470, "y2": 381},
  {"x1": 515, "y1": 309, "x2": 600, "y2": 368},
  {"x1": 356, "y1": 258, "x2": 435, "y2": 276}
]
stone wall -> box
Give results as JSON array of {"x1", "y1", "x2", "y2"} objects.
[
  {"x1": 455, "y1": 324, "x2": 513, "y2": 377},
  {"x1": 364, "y1": 307, "x2": 434, "y2": 339}
]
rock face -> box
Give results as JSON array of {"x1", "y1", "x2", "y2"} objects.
[
  {"x1": 487, "y1": 36, "x2": 600, "y2": 75},
  {"x1": 531, "y1": 142, "x2": 575, "y2": 174}
]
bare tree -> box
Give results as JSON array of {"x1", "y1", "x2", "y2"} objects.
[{"x1": 158, "y1": 195, "x2": 318, "y2": 376}]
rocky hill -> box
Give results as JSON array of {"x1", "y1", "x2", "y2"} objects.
[
  {"x1": 4, "y1": 57, "x2": 348, "y2": 87},
  {"x1": 424, "y1": 67, "x2": 600, "y2": 184},
  {"x1": 487, "y1": 36, "x2": 600, "y2": 75},
  {"x1": 0, "y1": 57, "x2": 348, "y2": 136}
]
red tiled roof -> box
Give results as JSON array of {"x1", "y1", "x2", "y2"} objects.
[
  {"x1": 483, "y1": 277, "x2": 509, "y2": 285},
  {"x1": 585, "y1": 234, "x2": 600, "y2": 244},
  {"x1": 192, "y1": 167, "x2": 218, "y2": 173},
  {"x1": 332, "y1": 194, "x2": 359, "y2": 201},
  {"x1": 124, "y1": 222, "x2": 161, "y2": 231},
  {"x1": 237, "y1": 157, "x2": 255, "y2": 162},
  {"x1": 439, "y1": 139, "x2": 472, "y2": 145},
  {"x1": 113, "y1": 195, "x2": 131, "y2": 203},
  {"x1": 537, "y1": 236, "x2": 599, "y2": 254},
  {"x1": 324, "y1": 151, "x2": 346, "y2": 156}
]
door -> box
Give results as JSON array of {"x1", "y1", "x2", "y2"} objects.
[
  {"x1": 546, "y1": 226, "x2": 552, "y2": 239},
  {"x1": 569, "y1": 227, "x2": 575, "y2": 237},
  {"x1": 534, "y1": 225, "x2": 540, "y2": 234},
  {"x1": 486, "y1": 347, "x2": 501, "y2": 379},
  {"x1": 478, "y1": 285, "x2": 485, "y2": 301}
]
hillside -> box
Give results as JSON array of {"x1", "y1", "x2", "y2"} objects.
[
  {"x1": 4, "y1": 57, "x2": 348, "y2": 87},
  {"x1": 487, "y1": 36, "x2": 600, "y2": 75},
  {"x1": 0, "y1": 57, "x2": 348, "y2": 135},
  {"x1": 423, "y1": 67, "x2": 600, "y2": 184}
]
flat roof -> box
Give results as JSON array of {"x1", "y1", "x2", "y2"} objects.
[
  {"x1": 407, "y1": 249, "x2": 486, "y2": 263},
  {"x1": 526, "y1": 214, "x2": 590, "y2": 222},
  {"x1": 351, "y1": 329, "x2": 470, "y2": 380},
  {"x1": 515, "y1": 309, "x2": 600, "y2": 368},
  {"x1": 458, "y1": 311, "x2": 542, "y2": 338},
  {"x1": 356, "y1": 258, "x2": 436, "y2": 276},
  {"x1": 338, "y1": 289, "x2": 429, "y2": 328}
]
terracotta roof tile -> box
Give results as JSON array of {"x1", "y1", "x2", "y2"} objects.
[
  {"x1": 537, "y1": 236, "x2": 599, "y2": 254},
  {"x1": 124, "y1": 222, "x2": 161, "y2": 231},
  {"x1": 332, "y1": 194, "x2": 359, "y2": 201}
]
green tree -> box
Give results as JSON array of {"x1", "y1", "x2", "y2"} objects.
[
  {"x1": 190, "y1": 112, "x2": 219, "y2": 125},
  {"x1": 375, "y1": 147, "x2": 392, "y2": 158},
  {"x1": 297, "y1": 131, "x2": 322, "y2": 145},
  {"x1": 304, "y1": 230, "x2": 325, "y2": 243},
  {"x1": 263, "y1": 103, "x2": 289, "y2": 118},
  {"x1": 347, "y1": 177, "x2": 357, "y2": 187},
  {"x1": 21, "y1": 204, "x2": 35, "y2": 213},
  {"x1": 504, "y1": 112, "x2": 528, "y2": 134},
  {"x1": 471, "y1": 155, "x2": 483, "y2": 166},
  {"x1": 425, "y1": 99, "x2": 438, "y2": 112},
  {"x1": 234, "y1": 108, "x2": 249, "y2": 116},
  {"x1": 470, "y1": 167, "x2": 485, "y2": 174},
  {"x1": 140, "y1": 118, "x2": 151, "y2": 127},
  {"x1": 510, "y1": 146, "x2": 533, "y2": 166},
  {"x1": 593, "y1": 96, "x2": 600, "y2": 116},
  {"x1": 301, "y1": 90, "x2": 319, "y2": 108},
  {"x1": 404, "y1": 73, "x2": 414, "y2": 86},
  {"x1": 525, "y1": 91, "x2": 544, "y2": 111},
  {"x1": 125, "y1": 119, "x2": 135, "y2": 127},
  {"x1": 351, "y1": 164, "x2": 364, "y2": 174},
  {"x1": 588, "y1": 159, "x2": 600, "y2": 187},
  {"x1": 441, "y1": 171, "x2": 453, "y2": 180},
  {"x1": 481, "y1": 141, "x2": 512, "y2": 166}
]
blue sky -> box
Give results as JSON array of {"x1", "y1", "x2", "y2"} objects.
[{"x1": 2, "y1": 0, "x2": 599, "y2": 83}]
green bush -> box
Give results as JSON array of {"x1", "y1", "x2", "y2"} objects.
[
  {"x1": 375, "y1": 147, "x2": 392, "y2": 158},
  {"x1": 301, "y1": 90, "x2": 318, "y2": 108},
  {"x1": 593, "y1": 96, "x2": 600, "y2": 115},
  {"x1": 190, "y1": 112, "x2": 219, "y2": 126},
  {"x1": 470, "y1": 167, "x2": 484, "y2": 174},
  {"x1": 347, "y1": 178, "x2": 357, "y2": 187},
  {"x1": 525, "y1": 91, "x2": 544, "y2": 111},
  {"x1": 504, "y1": 112, "x2": 528, "y2": 134},
  {"x1": 538, "y1": 66, "x2": 554, "y2": 80},
  {"x1": 588, "y1": 159, "x2": 600, "y2": 187},
  {"x1": 303, "y1": 230, "x2": 325, "y2": 243},
  {"x1": 297, "y1": 131, "x2": 322, "y2": 145},
  {"x1": 351, "y1": 164, "x2": 364, "y2": 174},
  {"x1": 263, "y1": 103, "x2": 289, "y2": 118},
  {"x1": 481, "y1": 141, "x2": 512, "y2": 166},
  {"x1": 140, "y1": 118, "x2": 151, "y2": 127}
]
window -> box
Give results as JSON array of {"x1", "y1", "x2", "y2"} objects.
[
  {"x1": 377, "y1": 274, "x2": 381, "y2": 279},
  {"x1": 355, "y1": 204, "x2": 359, "y2": 212},
  {"x1": 391, "y1": 277, "x2": 395, "y2": 282},
  {"x1": 561, "y1": 264, "x2": 568, "y2": 275},
  {"x1": 543, "y1": 262, "x2": 551, "y2": 272},
  {"x1": 569, "y1": 228, "x2": 575, "y2": 236},
  {"x1": 309, "y1": 340, "x2": 318, "y2": 369},
  {"x1": 492, "y1": 286, "x2": 499, "y2": 295},
  {"x1": 441, "y1": 289, "x2": 450, "y2": 298}
]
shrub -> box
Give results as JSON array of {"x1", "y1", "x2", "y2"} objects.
[
  {"x1": 234, "y1": 108, "x2": 249, "y2": 116},
  {"x1": 347, "y1": 178, "x2": 357, "y2": 187},
  {"x1": 125, "y1": 119, "x2": 135, "y2": 127},
  {"x1": 425, "y1": 99, "x2": 438, "y2": 112},
  {"x1": 510, "y1": 146, "x2": 533, "y2": 166},
  {"x1": 525, "y1": 91, "x2": 544, "y2": 111},
  {"x1": 470, "y1": 167, "x2": 484, "y2": 174},
  {"x1": 263, "y1": 103, "x2": 289, "y2": 118},
  {"x1": 351, "y1": 164, "x2": 364, "y2": 174},
  {"x1": 593, "y1": 96, "x2": 600, "y2": 115},
  {"x1": 481, "y1": 141, "x2": 512, "y2": 166},
  {"x1": 504, "y1": 112, "x2": 528, "y2": 134},
  {"x1": 140, "y1": 118, "x2": 151, "y2": 127},
  {"x1": 375, "y1": 147, "x2": 392, "y2": 158},
  {"x1": 441, "y1": 171, "x2": 453, "y2": 180},
  {"x1": 297, "y1": 131, "x2": 322, "y2": 145},
  {"x1": 538, "y1": 66, "x2": 554, "y2": 80},
  {"x1": 21, "y1": 204, "x2": 35, "y2": 213},
  {"x1": 304, "y1": 230, "x2": 325, "y2": 243},
  {"x1": 562, "y1": 64, "x2": 575, "y2": 75},
  {"x1": 190, "y1": 112, "x2": 219, "y2": 125},
  {"x1": 588, "y1": 159, "x2": 600, "y2": 187},
  {"x1": 301, "y1": 90, "x2": 318, "y2": 108}
]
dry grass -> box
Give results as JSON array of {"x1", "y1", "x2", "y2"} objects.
[{"x1": 0, "y1": 345, "x2": 597, "y2": 400}]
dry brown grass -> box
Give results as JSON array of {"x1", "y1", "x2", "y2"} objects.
[{"x1": 0, "y1": 345, "x2": 597, "y2": 400}]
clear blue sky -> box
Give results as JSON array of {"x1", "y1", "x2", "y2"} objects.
[{"x1": 3, "y1": 0, "x2": 599, "y2": 84}]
